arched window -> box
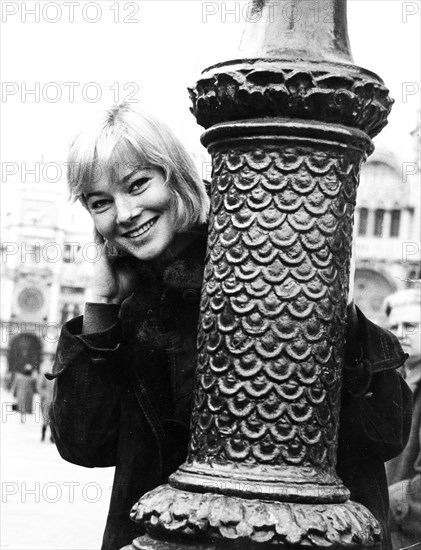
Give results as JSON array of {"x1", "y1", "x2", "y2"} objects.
[
  {"x1": 374, "y1": 209, "x2": 385, "y2": 237},
  {"x1": 358, "y1": 208, "x2": 368, "y2": 236},
  {"x1": 390, "y1": 209, "x2": 401, "y2": 237}
]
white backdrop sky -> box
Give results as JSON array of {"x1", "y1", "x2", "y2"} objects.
[{"x1": 1, "y1": 0, "x2": 420, "y2": 199}]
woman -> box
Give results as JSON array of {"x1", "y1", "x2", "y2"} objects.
[
  {"x1": 49, "y1": 104, "x2": 209, "y2": 549},
  {"x1": 48, "y1": 104, "x2": 411, "y2": 550}
]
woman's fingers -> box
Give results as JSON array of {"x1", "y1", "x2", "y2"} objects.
[{"x1": 93, "y1": 228, "x2": 105, "y2": 245}]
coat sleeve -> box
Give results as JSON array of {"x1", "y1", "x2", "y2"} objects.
[
  {"x1": 387, "y1": 387, "x2": 421, "y2": 538},
  {"x1": 388, "y1": 456, "x2": 421, "y2": 538},
  {"x1": 341, "y1": 304, "x2": 413, "y2": 463},
  {"x1": 346, "y1": 371, "x2": 413, "y2": 462},
  {"x1": 47, "y1": 315, "x2": 123, "y2": 468}
]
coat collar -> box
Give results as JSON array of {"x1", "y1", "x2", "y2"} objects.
[
  {"x1": 357, "y1": 306, "x2": 408, "y2": 374},
  {"x1": 130, "y1": 225, "x2": 207, "y2": 296}
]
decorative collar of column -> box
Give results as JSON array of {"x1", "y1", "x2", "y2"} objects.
[{"x1": 189, "y1": 0, "x2": 393, "y2": 139}]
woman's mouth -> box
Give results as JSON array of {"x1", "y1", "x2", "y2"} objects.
[{"x1": 123, "y1": 217, "x2": 159, "y2": 239}]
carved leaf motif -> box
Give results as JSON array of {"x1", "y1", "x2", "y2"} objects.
[
  {"x1": 243, "y1": 376, "x2": 273, "y2": 399},
  {"x1": 269, "y1": 225, "x2": 299, "y2": 248},
  {"x1": 225, "y1": 243, "x2": 249, "y2": 265},
  {"x1": 245, "y1": 148, "x2": 273, "y2": 171},
  {"x1": 215, "y1": 411, "x2": 238, "y2": 436},
  {"x1": 225, "y1": 150, "x2": 245, "y2": 171},
  {"x1": 247, "y1": 187, "x2": 273, "y2": 211},
  {"x1": 209, "y1": 351, "x2": 231, "y2": 375},
  {"x1": 234, "y1": 169, "x2": 262, "y2": 192},
  {"x1": 256, "y1": 205, "x2": 286, "y2": 230},
  {"x1": 234, "y1": 354, "x2": 262, "y2": 379},
  {"x1": 270, "y1": 420, "x2": 296, "y2": 442},
  {"x1": 289, "y1": 207, "x2": 317, "y2": 232},
  {"x1": 290, "y1": 259, "x2": 317, "y2": 282},
  {"x1": 133, "y1": 485, "x2": 382, "y2": 546},
  {"x1": 213, "y1": 259, "x2": 232, "y2": 281},
  {"x1": 262, "y1": 260, "x2": 290, "y2": 284},
  {"x1": 241, "y1": 312, "x2": 269, "y2": 336},
  {"x1": 231, "y1": 207, "x2": 257, "y2": 229},
  {"x1": 190, "y1": 62, "x2": 392, "y2": 138},
  {"x1": 214, "y1": 210, "x2": 230, "y2": 232},
  {"x1": 233, "y1": 268, "x2": 259, "y2": 287},
  {"x1": 209, "y1": 293, "x2": 225, "y2": 313},
  {"x1": 241, "y1": 226, "x2": 269, "y2": 248},
  {"x1": 225, "y1": 436, "x2": 251, "y2": 459},
  {"x1": 273, "y1": 189, "x2": 303, "y2": 211},
  {"x1": 261, "y1": 164, "x2": 291, "y2": 192},
  {"x1": 241, "y1": 414, "x2": 268, "y2": 439}
]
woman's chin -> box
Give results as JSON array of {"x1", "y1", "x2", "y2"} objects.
[{"x1": 123, "y1": 242, "x2": 165, "y2": 262}]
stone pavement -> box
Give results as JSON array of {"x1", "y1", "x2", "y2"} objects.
[{"x1": 1, "y1": 388, "x2": 115, "y2": 549}]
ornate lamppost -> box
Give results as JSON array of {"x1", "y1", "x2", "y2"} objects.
[{"x1": 127, "y1": 1, "x2": 393, "y2": 548}]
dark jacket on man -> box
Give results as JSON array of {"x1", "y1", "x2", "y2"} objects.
[
  {"x1": 386, "y1": 362, "x2": 421, "y2": 548},
  {"x1": 48, "y1": 230, "x2": 412, "y2": 550}
]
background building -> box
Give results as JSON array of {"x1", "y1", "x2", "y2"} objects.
[
  {"x1": 0, "y1": 166, "x2": 93, "y2": 376},
  {"x1": 354, "y1": 122, "x2": 421, "y2": 324}
]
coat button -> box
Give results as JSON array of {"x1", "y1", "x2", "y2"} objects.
[{"x1": 183, "y1": 289, "x2": 199, "y2": 304}]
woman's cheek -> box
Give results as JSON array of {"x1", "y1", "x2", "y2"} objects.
[
  {"x1": 92, "y1": 213, "x2": 113, "y2": 240},
  {"x1": 148, "y1": 186, "x2": 173, "y2": 210}
]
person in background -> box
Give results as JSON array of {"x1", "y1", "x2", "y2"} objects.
[
  {"x1": 38, "y1": 357, "x2": 55, "y2": 442},
  {"x1": 13, "y1": 363, "x2": 37, "y2": 423},
  {"x1": 385, "y1": 288, "x2": 421, "y2": 550}
]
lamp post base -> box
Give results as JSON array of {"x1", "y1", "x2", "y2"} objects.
[
  {"x1": 125, "y1": 484, "x2": 382, "y2": 550},
  {"x1": 124, "y1": 533, "x2": 381, "y2": 550},
  {"x1": 122, "y1": 535, "x2": 247, "y2": 550}
]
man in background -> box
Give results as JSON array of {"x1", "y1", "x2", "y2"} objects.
[{"x1": 385, "y1": 288, "x2": 421, "y2": 549}]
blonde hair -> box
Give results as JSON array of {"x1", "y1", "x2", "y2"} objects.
[{"x1": 67, "y1": 103, "x2": 209, "y2": 232}]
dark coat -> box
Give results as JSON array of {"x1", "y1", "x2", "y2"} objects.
[
  {"x1": 48, "y1": 230, "x2": 411, "y2": 550},
  {"x1": 386, "y1": 363, "x2": 421, "y2": 548},
  {"x1": 13, "y1": 372, "x2": 37, "y2": 413}
]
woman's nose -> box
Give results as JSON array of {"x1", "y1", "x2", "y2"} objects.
[{"x1": 115, "y1": 196, "x2": 138, "y2": 224}]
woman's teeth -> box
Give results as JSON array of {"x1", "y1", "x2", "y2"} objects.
[{"x1": 125, "y1": 217, "x2": 157, "y2": 238}]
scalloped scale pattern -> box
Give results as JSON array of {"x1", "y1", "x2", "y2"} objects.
[{"x1": 188, "y1": 145, "x2": 361, "y2": 474}]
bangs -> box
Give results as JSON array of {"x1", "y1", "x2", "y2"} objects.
[
  {"x1": 96, "y1": 139, "x2": 155, "y2": 187},
  {"x1": 68, "y1": 128, "x2": 163, "y2": 199}
]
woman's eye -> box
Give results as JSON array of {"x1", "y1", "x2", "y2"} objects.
[
  {"x1": 90, "y1": 199, "x2": 110, "y2": 211},
  {"x1": 130, "y1": 178, "x2": 149, "y2": 192}
]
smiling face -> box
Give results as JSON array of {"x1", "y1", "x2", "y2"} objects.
[{"x1": 85, "y1": 164, "x2": 177, "y2": 261}]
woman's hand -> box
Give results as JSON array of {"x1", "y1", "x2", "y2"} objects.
[{"x1": 90, "y1": 229, "x2": 138, "y2": 305}]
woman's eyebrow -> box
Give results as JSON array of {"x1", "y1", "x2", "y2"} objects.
[
  {"x1": 85, "y1": 191, "x2": 104, "y2": 199},
  {"x1": 121, "y1": 166, "x2": 152, "y2": 184}
]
